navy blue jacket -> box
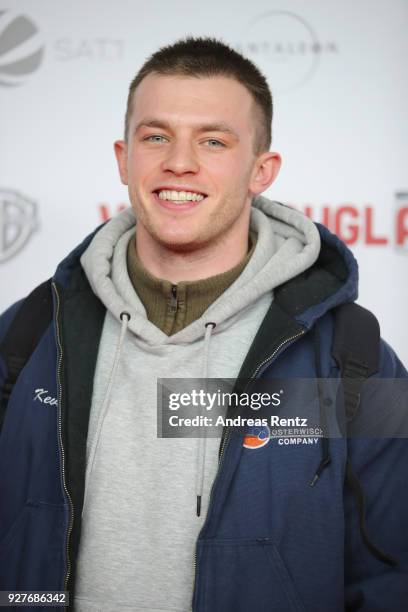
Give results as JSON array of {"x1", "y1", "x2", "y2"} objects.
[{"x1": 0, "y1": 220, "x2": 407, "y2": 612}]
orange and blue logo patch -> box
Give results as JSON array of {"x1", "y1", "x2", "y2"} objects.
[{"x1": 243, "y1": 424, "x2": 271, "y2": 449}]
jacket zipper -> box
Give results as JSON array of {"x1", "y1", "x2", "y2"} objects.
[
  {"x1": 218, "y1": 329, "x2": 306, "y2": 467},
  {"x1": 52, "y1": 281, "x2": 74, "y2": 603},
  {"x1": 192, "y1": 328, "x2": 306, "y2": 605}
]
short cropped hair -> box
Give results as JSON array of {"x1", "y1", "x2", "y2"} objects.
[{"x1": 124, "y1": 36, "x2": 272, "y2": 154}]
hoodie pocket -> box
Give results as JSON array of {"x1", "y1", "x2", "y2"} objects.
[{"x1": 196, "y1": 537, "x2": 306, "y2": 612}]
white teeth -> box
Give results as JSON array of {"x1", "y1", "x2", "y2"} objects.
[{"x1": 157, "y1": 190, "x2": 205, "y2": 202}]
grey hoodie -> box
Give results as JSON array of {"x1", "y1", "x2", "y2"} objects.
[{"x1": 73, "y1": 197, "x2": 320, "y2": 611}]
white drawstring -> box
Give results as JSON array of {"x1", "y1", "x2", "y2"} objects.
[
  {"x1": 195, "y1": 322, "x2": 216, "y2": 516},
  {"x1": 82, "y1": 311, "x2": 130, "y2": 517}
]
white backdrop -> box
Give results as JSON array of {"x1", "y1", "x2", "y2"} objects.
[{"x1": 1, "y1": 0, "x2": 407, "y2": 364}]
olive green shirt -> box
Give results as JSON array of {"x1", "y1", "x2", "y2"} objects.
[{"x1": 126, "y1": 234, "x2": 257, "y2": 336}]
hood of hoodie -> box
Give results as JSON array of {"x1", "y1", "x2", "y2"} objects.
[{"x1": 80, "y1": 196, "x2": 323, "y2": 345}]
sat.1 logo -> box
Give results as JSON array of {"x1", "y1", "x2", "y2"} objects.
[
  {"x1": 0, "y1": 11, "x2": 44, "y2": 87},
  {"x1": 243, "y1": 424, "x2": 271, "y2": 449}
]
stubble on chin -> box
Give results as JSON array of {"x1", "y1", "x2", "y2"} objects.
[{"x1": 131, "y1": 191, "x2": 249, "y2": 255}]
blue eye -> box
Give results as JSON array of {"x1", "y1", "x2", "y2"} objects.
[
  {"x1": 206, "y1": 139, "x2": 224, "y2": 147},
  {"x1": 145, "y1": 135, "x2": 167, "y2": 143}
]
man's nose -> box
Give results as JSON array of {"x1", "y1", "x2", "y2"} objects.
[{"x1": 161, "y1": 140, "x2": 199, "y2": 175}]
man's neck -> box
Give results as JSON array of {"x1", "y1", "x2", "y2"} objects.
[{"x1": 135, "y1": 227, "x2": 250, "y2": 283}]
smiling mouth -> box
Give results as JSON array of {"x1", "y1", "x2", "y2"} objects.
[{"x1": 154, "y1": 189, "x2": 207, "y2": 202}]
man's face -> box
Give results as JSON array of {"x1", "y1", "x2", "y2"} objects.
[{"x1": 115, "y1": 73, "x2": 280, "y2": 252}]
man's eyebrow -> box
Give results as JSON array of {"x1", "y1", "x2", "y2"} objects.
[
  {"x1": 134, "y1": 119, "x2": 240, "y2": 140},
  {"x1": 197, "y1": 122, "x2": 240, "y2": 140},
  {"x1": 134, "y1": 119, "x2": 171, "y2": 133}
]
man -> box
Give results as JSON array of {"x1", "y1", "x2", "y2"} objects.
[{"x1": 0, "y1": 37, "x2": 407, "y2": 612}]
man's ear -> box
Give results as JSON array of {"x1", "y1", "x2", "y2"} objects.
[
  {"x1": 249, "y1": 151, "x2": 282, "y2": 196},
  {"x1": 114, "y1": 140, "x2": 129, "y2": 185}
]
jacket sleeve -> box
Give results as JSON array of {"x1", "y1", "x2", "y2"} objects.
[
  {"x1": 344, "y1": 339, "x2": 408, "y2": 611},
  {"x1": 0, "y1": 299, "x2": 25, "y2": 433}
]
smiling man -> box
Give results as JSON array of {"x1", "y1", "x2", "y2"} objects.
[
  {"x1": 115, "y1": 70, "x2": 280, "y2": 278},
  {"x1": 0, "y1": 37, "x2": 407, "y2": 612}
]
